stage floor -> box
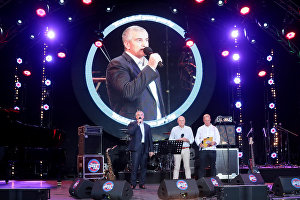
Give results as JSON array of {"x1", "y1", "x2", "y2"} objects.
[{"x1": 1, "y1": 180, "x2": 300, "y2": 200}]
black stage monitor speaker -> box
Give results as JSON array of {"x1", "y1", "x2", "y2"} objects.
[
  {"x1": 272, "y1": 176, "x2": 300, "y2": 196},
  {"x1": 216, "y1": 185, "x2": 268, "y2": 200},
  {"x1": 158, "y1": 179, "x2": 199, "y2": 199},
  {"x1": 69, "y1": 178, "x2": 94, "y2": 199},
  {"x1": 231, "y1": 173, "x2": 264, "y2": 185},
  {"x1": 197, "y1": 176, "x2": 224, "y2": 197},
  {"x1": 91, "y1": 180, "x2": 133, "y2": 200}
]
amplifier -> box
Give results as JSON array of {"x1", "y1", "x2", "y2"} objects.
[
  {"x1": 78, "y1": 125, "x2": 103, "y2": 155},
  {"x1": 77, "y1": 154, "x2": 104, "y2": 179},
  {"x1": 216, "y1": 148, "x2": 239, "y2": 179}
]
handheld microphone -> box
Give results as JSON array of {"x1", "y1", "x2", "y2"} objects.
[
  {"x1": 143, "y1": 47, "x2": 163, "y2": 67},
  {"x1": 138, "y1": 117, "x2": 142, "y2": 124}
]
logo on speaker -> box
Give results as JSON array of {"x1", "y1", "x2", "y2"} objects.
[
  {"x1": 176, "y1": 180, "x2": 188, "y2": 190},
  {"x1": 88, "y1": 159, "x2": 100, "y2": 173},
  {"x1": 291, "y1": 178, "x2": 300, "y2": 188},
  {"x1": 73, "y1": 180, "x2": 80, "y2": 189},
  {"x1": 211, "y1": 178, "x2": 219, "y2": 186},
  {"x1": 103, "y1": 181, "x2": 114, "y2": 192},
  {"x1": 249, "y1": 174, "x2": 257, "y2": 183}
]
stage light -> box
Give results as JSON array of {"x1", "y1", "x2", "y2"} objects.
[
  {"x1": 195, "y1": 0, "x2": 205, "y2": 3},
  {"x1": 57, "y1": 52, "x2": 66, "y2": 58},
  {"x1": 14, "y1": 106, "x2": 20, "y2": 111},
  {"x1": 82, "y1": 0, "x2": 92, "y2": 5},
  {"x1": 258, "y1": 70, "x2": 267, "y2": 77},
  {"x1": 17, "y1": 58, "x2": 23, "y2": 64},
  {"x1": 210, "y1": 17, "x2": 215, "y2": 22},
  {"x1": 16, "y1": 82, "x2": 22, "y2": 88},
  {"x1": 236, "y1": 127, "x2": 242, "y2": 133},
  {"x1": 94, "y1": 40, "x2": 103, "y2": 48},
  {"x1": 268, "y1": 79, "x2": 274, "y2": 85},
  {"x1": 271, "y1": 152, "x2": 277, "y2": 159},
  {"x1": 47, "y1": 30, "x2": 55, "y2": 39},
  {"x1": 238, "y1": 152, "x2": 243, "y2": 158},
  {"x1": 232, "y1": 53, "x2": 240, "y2": 61},
  {"x1": 267, "y1": 55, "x2": 272, "y2": 61},
  {"x1": 36, "y1": 8, "x2": 46, "y2": 17},
  {"x1": 59, "y1": 0, "x2": 65, "y2": 5},
  {"x1": 269, "y1": 103, "x2": 275, "y2": 109},
  {"x1": 43, "y1": 104, "x2": 50, "y2": 110},
  {"x1": 45, "y1": 79, "x2": 51, "y2": 86},
  {"x1": 23, "y1": 70, "x2": 31, "y2": 76},
  {"x1": 251, "y1": 39, "x2": 256, "y2": 44},
  {"x1": 270, "y1": 127, "x2": 276, "y2": 134},
  {"x1": 285, "y1": 31, "x2": 295, "y2": 40},
  {"x1": 217, "y1": 0, "x2": 224, "y2": 6},
  {"x1": 67, "y1": 17, "x2": 73, "y2": 22},
  {"x1": 234, "y1": 77, "x2": 241, "y2": 84},
  {"x1": 17, "y1": 19, "x2": 23, "y2": 25},
  {"x1": 185, "y1": 39, "x2": 194, "y2": 47},
  {"x1": 263, "y1": 23, "x2": 268, "y2": 28},
  {"x1": 106, "y1": 7, "x2": 112, "y2": 12},
  {"x1": 221, "y1": 50, "x2": 229, "y2": 57},
  {"x1": 46, "y1": 55, "x2": 53, "y2": 62},
  {"x1": 231, "y1": 30, "x2": 239, "y2": 38},
  {"x1": 240, "y1": 6, "x2": 250, "y2": 15},
  {"x1": 235, "y1": 101, "x2": 242, "y2": 108},
  {"x1": 30, "y1": 34, "x2": 35, "y2": 39},
  {"x1": 171, "y1": 8, "x2": 178, "y2": 14}
]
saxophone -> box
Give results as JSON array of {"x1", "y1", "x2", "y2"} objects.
[{"x1": 105, "y1": 145, "x2": 117, "y2": 180}]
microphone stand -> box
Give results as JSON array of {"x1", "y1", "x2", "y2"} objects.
[{"x1": 262, "y1": 128, "x2": 268, "y2": 166}]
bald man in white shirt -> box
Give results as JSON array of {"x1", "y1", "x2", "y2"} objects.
[{"x1": 195, "y1": 114, "x2": 220, "y2": 179}]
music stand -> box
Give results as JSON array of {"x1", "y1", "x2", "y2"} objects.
[{"x1": 157, "y1": 140, "x2": 183, "y2": 179}]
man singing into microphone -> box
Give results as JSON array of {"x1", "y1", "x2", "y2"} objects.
[
  {"x1": 106, "y1": 25, "x2": 166, "y2": 120},
  {"x1": 127, "y1": 110, "x2": 154, "y2": 189}
]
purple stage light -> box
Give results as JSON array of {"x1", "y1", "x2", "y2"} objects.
[
  {"x1": 270, "y1": 127, "x2": 276, "y2": 134},
  {"x1": 232, "y1": 53, "x2": 240, "y2": 61},
  {"x1": 46, "y1": 55, "x2": 53, "y2": 62},
  {"x1": 94, "y1": 40, "x2": 103, "y2": 48},
  {"x1": 57, "y1": 52, "x2": 66, "y2": 58},
  {"x1": 271, "y1": 152, "x2": 277, "y2": 159},
  {"x1": 258, "y1": 70, "x2": 267, "y2": 77},
  {"x1": 23, "y1": 70, "x2": 31, "y2": 76},
  {"x1": 82, "y1": 0, "x2": 92, "y2": 5},
  {"x1": 195, "y1": 0, "x2": 205, "y2": 3},
  {"x1": 14, "y1": 106, "x2": 20, "y2": 111},
  {"x1": 221, "y1": 50, "x2": 229, "y2": 57},
  {"x1": 267, "y1": 55, "x2": 272, "y2": 62},
  {"x1": 268, "y1": 79, "x2": 274, "y2": 85},
  {"x1": 36, "y1": 8, "x2": 46, "y2": 17},
  {"x1": 43, "y1": 104, "x2": 50, "y2": 110},
  {"x1": 240, "y1": 6, "x2": 250, "y2": 15},
  {"x1": 47, "y1": 30, "x2": 55, "y2": 39},
  {"x1": 236, "y1": 127, "x2": 242, "y2": 133},
  {"x1": 235, "y1": 101, "x2": 242, "y2": 108},
  {"x1": 238, "y1": 152, "x2": 243, "y2": 158},
  {"x1": 286, "y1": 31, "x2": 295, "y2": 40},
  {"x1": 231, "y1": 30, "x2": 239, "y2": 38},
  {"x1": 45, "y1": 79, "x2": 51, "y2": 86},
  {"x1": 16, "y1": 82, "x2": 21, "y2": 88},
  {"x1": 269, "y1": 103, "x2": 275, "y2": 109},
  {"x1": 234, "y1": 77, "x2": 241, "y2": 84},
  {"x1": 17, "y1": 58, "x2": 22, "y2": 64},
  {"x1": 186, "y1": 39, "x2": 194, "y2": 47}
]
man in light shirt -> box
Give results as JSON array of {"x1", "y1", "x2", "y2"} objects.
[
  {"x1": 106, "y1": 25, "x2": 165, "y2": 120},
  {"x1": 195, "y1": 114, "x2": 220, "y2": 179},
  {"x1": 169, "y1": 116, "x2": 194, "y2": 179}
]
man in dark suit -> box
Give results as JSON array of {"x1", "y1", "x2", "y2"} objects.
[
  {"x1": 127, "y1": 110, "x2": 154, "y2": 189},
  {"x1": 106, "y1": 25, "x2": 165, "y2": 120}
]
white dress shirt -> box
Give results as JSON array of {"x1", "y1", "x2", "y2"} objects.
[
  {"x1": 169, "y1": 125, "x2": 194, "y2": 147},
  {"x1": 139, "y1": 122, "x2": 145, "y2": 143},
  {"x1": 126, "y1": 51, "x2": 162, "y2": 119},
  {"x1": 195, "y1": 124, "x2": 220, "y2": 150}
]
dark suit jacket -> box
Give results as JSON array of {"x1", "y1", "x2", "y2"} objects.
[
  {"x1": 126, "y1": 121, "x2": 154, "y2": 153},
  {"x1": 106, "y1": 52, "x2": 166, "y2": 121}
]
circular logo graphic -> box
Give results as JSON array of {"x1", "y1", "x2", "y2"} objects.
[
  {"x1": 249, "y1": 174, "x2": 257, "y2": 183},
  {"x1": 73, "y1": 180, "x2": 80, "y2": 189},
  {"x1": 88, "y1": 159, "x2": 100, "y2": 173},
  {"x1": 211, "y1": 178, "x2": 219, "y2": 186},
  {"x1": 103, "y1": 181, "x2": 114, "y2": 192},
  {"x1": 176, "y1": 180, "x2": 188, "y2": 190},
  {"x1": 291, "y1": 178, "x2": 300, "y2": 188}
]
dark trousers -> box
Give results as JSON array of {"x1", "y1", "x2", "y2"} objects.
[
  {"x1": 131, "y1": 144, "x2": 148, "y2": 186},
  {"x1": 198, "y1": 150, "x2": 216, "y2": 179}
]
